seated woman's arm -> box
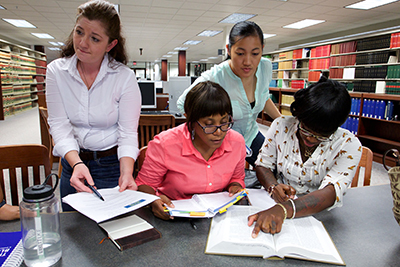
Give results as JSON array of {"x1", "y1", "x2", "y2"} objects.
[
  {"x1": 138, "y1": 184, "x2": 174, "y2": 220},
  {"x1": 248, "y1": 184, "x2": 335, "y2": 236}
]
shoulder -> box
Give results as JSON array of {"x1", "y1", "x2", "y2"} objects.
[
  {"x1": 259, "y1": 57, "x2": 272, "y2": 69},
  {"x1": 153, "y1": 124, "x2": 188, "y2": 144},
  {"x1": 333, "y1": 128, "x2": 362, "y2": 147},
  {"x1": 47, "y1": 57, "x2": 70, "y2": 71},
  {"x1": 201, "y1": 61, "x2": 229, "y2": 79},
  {"x1": 225, "y1": 129, "x2": 245, "y2": 146}
]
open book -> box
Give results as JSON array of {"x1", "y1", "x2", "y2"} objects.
[
  {"x1": 167, "y1": 190, "x2": 247, "y2": 218},
  {"x1": 62, "y1": 186, "x2": 159, "y2": 223},
  {"x1": 99, "y1": 214, "x2": 161, "y2": 251},
  {"x1": 205, "y1": 206, "x2": 344, "y2": 265}
]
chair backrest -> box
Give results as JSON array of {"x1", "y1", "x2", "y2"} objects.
[
  {"x1": 0, "y1": 144, "x2": 52, "y2": 205},
  {"x1": 138, "y1": 114, "x2": 175, "y2": 148},
  {"x1": 39, "y1": 107, "x2": 54, "y2": 165},
  {"x1": 137, "y1": 146, "x2": 148, "y2": 172},
  {"x1": 351, "y1": 146, "x2": 373, "y2": 187}
]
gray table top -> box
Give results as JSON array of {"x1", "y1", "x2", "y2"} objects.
[{"x1": 2, "y1": 184, "x2": 400, "y2": 267}]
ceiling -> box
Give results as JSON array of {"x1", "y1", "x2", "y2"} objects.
[{"x1": 1, "y1": 0, "x2": 400, "y2": 64}]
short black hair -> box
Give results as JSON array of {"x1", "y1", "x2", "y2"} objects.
[
  {"x1": 290, "y1": 76, "x2": 351, "y2": 136},
  {"x1": 184, "y1": 81, "x2": 232, "y2": 132}
]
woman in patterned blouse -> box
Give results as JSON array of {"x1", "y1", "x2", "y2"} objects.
[{"x1": 248, "y1": 76, "x2": 362, "y2": 236}]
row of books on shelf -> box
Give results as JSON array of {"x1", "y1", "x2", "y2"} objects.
[
  {"x1": 269, "y1": 79, "x2": 306, "y2": 89},
  {"x1": 387, "y1": 65, "x2": 400, "y2": 78},
  {"x1": 331, "y1": 41, "x2": 357, "y2": 55},
  {"x1": 350, "y1": 98, "x2": 395, "y2": 120},
  {"x1": 329, "y1": 54, "x2": 356, "y2": 67},
  {"x1": 390, "y1": 32, "x2": 400, "y2": 48},
  {"x1": 309, "y1": 58, "x2": 330, "y2": 70},
  {"x1": 357, "y1": 34, "x2": 391, "y2": 51},
  {"x1": 310, "y1": 45, "x2": 331, "y2": 58},
  {"x1": 341, "y1": 117, "x2": 359, "y2": 135},
  {"x1": 355, "y1": 50, "x2": 390, "y2": 65},
  {"x1": 3, "y1": 102, "x2": 33, "y2": 116},
  {"x1": 354, "y1": 66, "x2": 387, "y2": 79},
  {"x1": 385, "y1": 82, "x2": 400, "y2": 95}
]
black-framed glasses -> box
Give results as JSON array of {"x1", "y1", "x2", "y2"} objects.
[
  {"x1": 196, "y1": 119, "x2": 234, "y2": 134},
  {"x1": 298, "y1": 124, "x2": 333, "y2": 142}
]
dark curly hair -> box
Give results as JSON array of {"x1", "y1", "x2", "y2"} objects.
[{"x1": 290, "y1": 76, "x2": 351, "y2": 136}]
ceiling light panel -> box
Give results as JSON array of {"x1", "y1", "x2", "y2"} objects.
[
  {"x1": 2, "y1": 19, "x2": 36, "y2": 28},
  {"x1": 197, "y1": 30, "x2": 222, "y2": 37},
  {"x1": 183, "y1": 40, "x2": 202, "y2": 45},
  {"x1": 219, "y1": 13, "x2": 256, "y2": 24},
  {"x1": 31, "y1": 33, "x2": 54, "y2": 39},
  {"x1": 283, "y1": 19, "x2": 325, "y2": 29},
  {"x1": 345, "y1": 0, "x2": 398, "y2": 10}
]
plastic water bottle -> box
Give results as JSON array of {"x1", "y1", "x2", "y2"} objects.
[{"x1": 20, "y1": 173, "x2": 62, "y2": 267}]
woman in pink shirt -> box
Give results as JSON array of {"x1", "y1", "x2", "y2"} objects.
[{"x1": 136, "y1": 81, "x2": 246, "y2": 220}]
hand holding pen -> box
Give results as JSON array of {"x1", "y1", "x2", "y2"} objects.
[
  {"x1": 270, "y1": 184, "x2": 296, "y2": 203},
  {"x1": 84, "y1": 180, "x2": 104, "y2": 201}
]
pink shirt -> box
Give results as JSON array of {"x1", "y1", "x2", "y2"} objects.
[{"x1": 136, "y1": 123, "x2": 246, "y2": 200}]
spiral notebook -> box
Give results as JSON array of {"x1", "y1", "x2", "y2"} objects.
[{"x1": 0, "y1": 231, "x2": 23, "y2": 267}]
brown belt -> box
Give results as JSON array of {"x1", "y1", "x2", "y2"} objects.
[{"x1": 79, "y1": 146, "x2": 118, "y2": 161}]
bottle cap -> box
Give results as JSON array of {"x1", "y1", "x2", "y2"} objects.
[{"x1": 23, "y1": 184, "x2": 54, "y2": 202}]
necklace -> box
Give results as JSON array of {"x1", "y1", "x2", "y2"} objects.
[
  {"x1": 79, "y1": 61, "x2": 91, "y2": 89},
  {"x1": 304, "y1": 146, "x2": 315, "y2": 158}
]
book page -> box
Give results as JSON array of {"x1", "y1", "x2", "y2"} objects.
[
  {"x1": 62, "y1": 187, "x2": 160, "y2": 223},
  {"x1": 206, "y1": 206, "x2": 278, "y2": 258},
  {"x1": 274, "y1": 216, "x2": 344, "y2": 264},
  {"x1": 99, "y1": 215, "x2": 153, "y2": 240},
  {"x1": 246, "y1": 188, "x2": 276, "y2": 210},
  {"x1": 195, "y1": 191, "x2": 244, "y2": 212}
]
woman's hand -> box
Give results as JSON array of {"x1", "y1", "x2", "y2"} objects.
[
  {"x1": 151, "y1": 195, "x2": 175, "y2": 220},
  {"x1": 70, "y1": 163, "x2": 94, "y2": 193},
  {"x1": 271, "y1": 184, "x2": 296, "y2": 203},
  {"x1": 227, "y1": 182, "x2": 243, "y2": 196},
  {"x1": 118, "y1": 173, "x2": 138, "y2": 191},
  {"x1": 247, "y1": 205, "x2": 286, "y2": 237}
]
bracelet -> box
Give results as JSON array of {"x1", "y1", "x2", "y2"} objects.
[
  {"x1": 275, "y1": 203, "x2": 287, "y2": 221},
  {"x1": 72, "y1": 161, "x2": 85, "y2": 170},
  {"x1": 288, "y1": 199, "x2": 296, "y2": 219}
]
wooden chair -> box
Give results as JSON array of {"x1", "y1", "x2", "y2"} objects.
[
  {"x1": 0, "y1": 144, "x2": 52, "y2": 205},
  {"x1": 351, "y1": 146, "x2": 373, "y2": 187},
  {"x1": 138, "y1": 114, "x2": 175, "y2": 148},
  {"x1": 39, "y1": 107, "x2": 59, "y2": 167}
]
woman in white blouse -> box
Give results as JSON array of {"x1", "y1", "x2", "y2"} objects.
[
  {"x1": 248, "y1": 77, "x2": 362, "y2": 236},
  {"x1": 46, "y1": 1, "x2": 140, "y2": 210}
]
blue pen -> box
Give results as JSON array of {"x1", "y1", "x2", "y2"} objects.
[
  {"x1": 124, "y1": 199, "x2": 145, "y2": 208},
  {"x1": 85, "y1": 180, "x2": 104, "y2": 201}
]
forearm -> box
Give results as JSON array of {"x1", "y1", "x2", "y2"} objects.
[
  {"x1": 264, "y1": 98, "x2": 281, "y2": 120},
  {"x1": 284, "y1": 184, "x2": 336, "y2": 219},
  {"x1": 138, "y1": 184, "x2": 156, "y2": 195},
  {"x1": 119, "y1": 157, "x2": 134, "y2": 177},
  {"x1": 255, "y1": 166, "x2": 277, "y2": 189}
]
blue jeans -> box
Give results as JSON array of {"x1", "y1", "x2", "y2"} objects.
[
  {"x1": 246, "y1": 131, "x2": 265, "y2": 168},
  {"x1": 60, "y1": 154, "x2": 120, "y2": 211}
]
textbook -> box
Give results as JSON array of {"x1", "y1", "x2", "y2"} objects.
[
  {"x1": 99, "y1": 214, "x2": 161, "y2": 251},
  {"x1": 166, "y1": 190, "x2": 247, "y2": 218},
  {"x1": 0, "y1": 231, "x2": 23, "y2": 267},
  {"x1": 62, "y1": 186, "x2": 160, "y2": 223},
  {"x1": 205, "y1": 206, "x2": 344, "y2": 265}
]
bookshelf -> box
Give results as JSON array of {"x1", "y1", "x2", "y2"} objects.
[
  {"x1": 0, "y1": 39, "x2": 47, "y2": 120},
  {"x1": 265, "y1": 32, "x2": 400, "y2": 165}
]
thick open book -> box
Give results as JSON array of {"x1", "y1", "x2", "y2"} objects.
[
  {"x1": 98, "y1": 214, "x2": 161, "y2": 251},
  {"x1": 62, "y1": 186, "x2": 159, "y2": 223},
  {"x1": 205, "y1": 206, "x2": 344, "y2": 265},
  {"x1": 167, "y1": 190, "x2": 247, "y2": 218}
]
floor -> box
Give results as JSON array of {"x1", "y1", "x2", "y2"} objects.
[{"x1": 0, "y1": 108, "x2": 390, "y2": 205}]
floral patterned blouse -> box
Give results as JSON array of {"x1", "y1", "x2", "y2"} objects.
[{"x1": 256, "y1": 116, "x2": 362, "y2": 210}]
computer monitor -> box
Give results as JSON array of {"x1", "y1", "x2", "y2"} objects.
[{"x1": 138, "y1": 81, "x2": 156, "y2": 109}]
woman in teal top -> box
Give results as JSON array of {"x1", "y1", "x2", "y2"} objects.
[{"x1": 177, "y1": 21, "x2": 281, "y2": 167}]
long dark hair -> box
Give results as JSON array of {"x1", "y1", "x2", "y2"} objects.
[
  {"x1": 61, "y1": 0, "x2": 128, "y2": 65},
  {"x1": 290, "y1": 76, "x2": 351, "y2": 136},
  {"x1": 226, "y1": 21, "x2": 264, "y2": 60},
  {"x1": 184, "y1": 81, "x2": 232, "y2": 133}
]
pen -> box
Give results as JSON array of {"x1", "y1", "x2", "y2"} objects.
[
  {"x1": 189, "y1": 219, "x2": 197, "y2": 230},
  {"x1": 86, "y1": 183, "x2": 104, "y2": 201}
]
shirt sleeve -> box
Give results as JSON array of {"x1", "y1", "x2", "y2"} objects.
[
  {"x1": 228, "y1": 139, "x2": 246, "y2": 188},
  {"x1": 135, "y1": 136, "x2": 168, "y2": 191},
  {"x1": 320, "y1": 136, "x2": 362, "y2": 210},
  {"x1": 255, "y1": 117, "x2": 280, "y2": 172},
  {"x1": 46, "y1": 62, "x2": 80, "y2": 157},
  {"x1": 117, "y1": 73, "x2": 141, "y2": 160}
]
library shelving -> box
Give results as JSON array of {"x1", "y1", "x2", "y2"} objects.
[{"x1": 0, "y1": 39, "x2": 47, "y2": 120}]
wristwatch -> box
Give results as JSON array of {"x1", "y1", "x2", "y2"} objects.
[{"x1": 268, "y1": 184, "x2": 278, "y2": 196}]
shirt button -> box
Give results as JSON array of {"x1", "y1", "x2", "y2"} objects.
[
  {"x1": 207, "y1": 165, "x2": 210, "y2": 168},
  {"x1": 209, "y1": 183, "x2": 212, "y2": 186}
]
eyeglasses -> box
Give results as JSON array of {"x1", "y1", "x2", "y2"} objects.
[
  {"x1": 298, "y1": 124, "x2": 333, "y2": 142},
  {"x1": 196, "y1": 119, "x2": 234, "y2": 134}
]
